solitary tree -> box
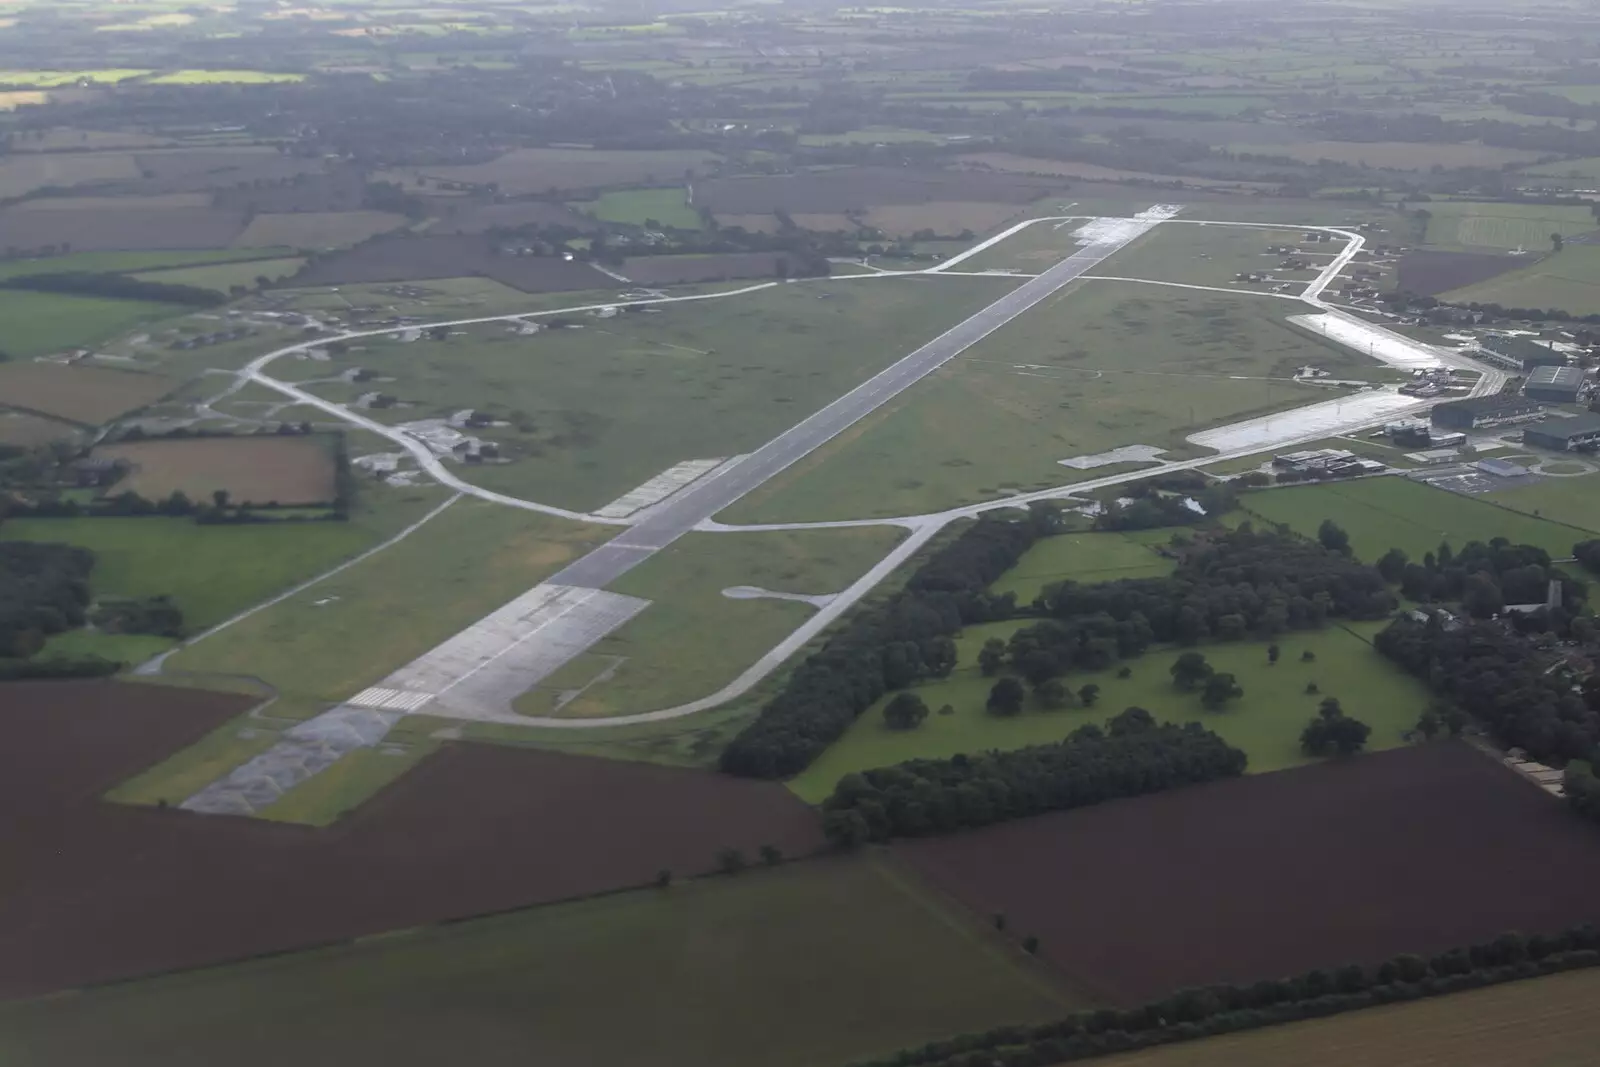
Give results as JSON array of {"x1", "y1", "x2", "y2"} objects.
[
  {"x1": 1078, "y1": 683, "x2": 1100, "y2": 707},
  {"x1": 1301, "y1": 649, "x2": 1317, "y2": 663},
  {"x1": 1267, "y1": 643, "x2": 1281, "y2": 665},
  {"x1": 1200, "y1": 672, "x2": 1244, "y2": 710},
  {"x1": 759, "y1": 844, "x2": 783, "y2": 866},
  {"x1": 1553, "y1": 232, "x2": 1565, "y2": 253},
  {"x1": 987, "y1": 677, "x2": 1026, "y2": 716},
  {"x1": 1170, "y1": 651, "x2": 1213, "y2": 690},
  {"x1": 1034, "y1": 677, "x2": 1069, "y2": 710},
  {"x1": 654, "y1": 868, "x2": 673, "y2": 888},
  {"x1": 1318, "y1": 519, "x2": 1351, "y2": 555},
  {"x1": 883, "y1": 691, "x2": 930, "y2": 731},
  {"x1": 977, "y1": 638, "x2": 1006, "y2": 677},
  {"x1": 716, "y1": 847, "x2": 746, "y2": 874},
  {"x1": 1416, "y1": 708, "x2": 1441, "y2": 740}
]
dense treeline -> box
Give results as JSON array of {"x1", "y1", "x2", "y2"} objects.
[
  {"x1": 0, "y1": 541, "x2": 93, "y2": 658},
  {"x1": 819, "y1": 708, "x2": 1245, "y2": 844},
  {"x1": 1034, "y1": 527, "x2": 1395, "y2": 646},
  {"x1": 1382, "y1": 539, "x2": 1584, "y2": 617},
  {"x1": 1375, "y1": 617, "x2": 1600, "y2": 765},
  {"x1": 850, "y1": 925, "x2": 1600, "y2": 1067},
  {"x1": 1, "y1": 272, "x2": 226, "y2": 308},
  {"x1": 719, "y1": 512, "x2": 1058, "y2": 779}
]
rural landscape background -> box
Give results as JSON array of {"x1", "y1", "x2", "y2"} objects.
[{"x1": 7, "y1": 0, "x2": 1600, "y2": 1063}]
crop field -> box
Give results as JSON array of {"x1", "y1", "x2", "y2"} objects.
[
  {"x1": 313, "y1": 275, "x2": 1019, "y2": 512},
  {"x1": 0, "y1": 486, "x2": 442, "y2": 632},
  {"x1": 617, "y1": 251, "x2": 795, "y2": 285},
  {"x1": 1396, "y1": 249, "x2": 1529, "y2": 297},
  {"x1": 168, "y1": 499, "x2": 608, "y2": 705},
  {"x1": 725, "y1": 282, "x2": 1357, "y2": 523},
  {"x1": 0, "y1": 854, "x2": 1072, "y2": 1067},
  {"x1": 1422, "y1": 202, "x2": 1598, "y2": 252},
  {"x1": 582, "y1": 187, "x2": 700, "y2": 229},
  {"x1": 0, "y1": 247, "x2": 292, "y2": 280},
  {"x1": 0, "y1": 408, "x2": 78, "y2": 446},
  {"x1": 1087, "y1": 222, "x2": 1326, "y2": 287},
  {"x1": 989, "y1": 531, "x2": 1176, "y2": 603},
  {"x1": 290, "y1": 233, "x2": 610, "y2": 290},
  {"x1": 0, "y1": 360, "x2": 174, "y2": 422},
  {"x1": 0, "y1": 202, "x2": 247, "y2": 252},
  {"x1": 1238, "y1": 477, "x2": 1592, "y2": 562},
  {"x1": 0, "y1": 150, "x2": 141, "y2": 198},
  {"x1": 126, "y1": 149, "x2": 329, "y2": 192},
  {"x1": 519, "y1": 526, "x2": 906, "y2": 720},
  {"x1": 132, "y1": 256, "x2": 306, "y2": 291},
  {"x1": 694, "y1": 166, "x2": 1065, "y2": 215},
  {"x1": 788, "y1": 619, "x2": 1427, "y2": 802},
  {"x1": 0, "y1": 680, "x2": 832, "y2": 999},
  {"x1": 145, "y1": 70, "x2": 304, "y2": 84},
  {"x1": 899, "y1": 742, "x2": 1600, "y2": 1003},
  {"x1": 1264, "y1": 140, "x2": 1541, "y2": 169},
  {"x1": 231, "y1": 211, "x2": 409, "y2": 250},
  {"x1": 1441, "y1": 244, "x2": 1600, "y2": 315},
  {"x1": 94, "y1": 435, "x2": 339, "y2": 505},
  {"x1": 1083, "y1": 966, "x2": 1600, "y2": 1067},
  {"x1": 381, "y1": 147, "x2": 722, "y2": 195}
]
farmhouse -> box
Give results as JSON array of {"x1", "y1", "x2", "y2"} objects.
[
  {"x1": 1524, "y1": 365, "x2": 1587, "y2": 405},
  {"x1": 1477, "y1": 334, "x2": 1567, "y2": 373},
  {"x1": 1522, "y1": 413, "x2": 1600, "y2": 452},
  {"x1": 1431, "y1": 395, "x2": 1543, "y2": 431}
]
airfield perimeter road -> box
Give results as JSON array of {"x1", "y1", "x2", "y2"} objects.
[{"x1": 550, "y1": 205, "x2": 1181, "y2": 591}]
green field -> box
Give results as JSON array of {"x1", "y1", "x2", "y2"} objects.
[
  {"x1": 1, "y1": 485, "x2": 448, "y2": 634},
  {"x1": 146, "y1": 70, "x2": 305, "y2": 85},
  {"x1": 1442, "y1": 245, "x2": 1600, "y2": 315},
  {"x1": 1485, "y1": 472, "x2": 1600, "y2": 535},
  {"x1": 518, "y1": 526, "x2": 905, "y2": 720},
  {"x1": 1088, "y1": 222, "x2": 1325, "y2": 288},
  {"x1": 789, "y1": 620, "x2": 1427, "y2": 802},
  {"x1": 133, "y1": 257, "x2": 306, "y2": 293},
  {"x1": 991, "y1": 531, "x2": 1176, "y2": 603},
  {"x1": 0, "y1": 857, "x2": 1076, "y2": 1067},
  {"x1": 581, "y1": 187, "x2": 701, "y2": 229},
  {"x1": 0, "y1": 290, "x2": 186, "y2": 358},
  {"x1": 724, "y1": 282, "x2": 1364, "y2": 522},
  {"x1": 293, "y1": 276, "x2": 1020, "y2": 512},
  {"x1": 1422, "y1": 201, "x2": 1598, "y2": 252},
  {"x1": 0, "y1": 69, "x2": 151, "y2": 86},
  {"x1": 1237, "y1": 477, "x2": 1593, "y2": 563},
  {"x1": 0, "y1": 248, "x2": 294, "y2": 281},
  {"x1": 167, "y1": 498, "x2": 608, "y2": 707}
]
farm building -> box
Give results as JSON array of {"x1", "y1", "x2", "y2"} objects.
[
  {"x1": 1523, "y1": 413, "x2": 1600, "y2": 452},
  {"x1": 1405, "y1": 448, "x2": 1462, "y2": 465},
  {"x1": 1477, "y1": 334, "x2": 1567, "y2": 372},
  {"x1": 1525, "y1": 365, "x2": 1587, "y2": 404},
  {"x1": 1431, "y1": 395, "x2": 1543, "y2": 430}
]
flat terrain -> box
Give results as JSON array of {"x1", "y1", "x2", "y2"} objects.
[
  {"x1": 989, "y1": 530, "x2": 1176, "y2": 603},
  {"x1": 789, "y1": 620, "x2": 1427, "y2": 802},
  {"x1": 899, "y1": 742, "x2": 1600, "y2": 1003},
  {"x1": 1422, "y1": 201, "x2": 1598, "y2": 253},
  {"x1": 0, "y1": 294, "x2": 183, "y2": 362},
  {"x1": 1087, "y1": 222, "x2": 1320, "y2": 288},
  {"x1": 231, "y1": 211, "x2": 408, "y2": 249},
  {"x1": 95, "y1": 435, "x2": 338, "y2": 505},
  {"x1": 1239, "y1": 477, "x2": 1592, "y2": 562},
  {"x1": 305, "y1": 275, "x2": 1018, "y2": 512},
  {"x1": 168, "y1": 499, "x2": 608, "y2": 705},
  {"x1": 1086, "y1": 966, "x2": 1600, "y2": 1067},
  {"x1": 381, "y1": 148, "x2": 721, "y2": 195},
  {"x1": 1487, "y1": 472, "x2": 1600, "y2": 534},
  {"x1": 132, "y1": 256, "x2": 305, "y2": 292},
  {"x1": 0, "y1": 409, "x2": 78, "y2": 446},
  {"x1": 583, "y1": 187, "x2": 701, "y2": 229},
  {"x1": 0, "y1": 360, "x2": 173, "y2": 423},
  {"x1": 0, "y1": 855, "x2": 1070, "y2": 1067},
  {"x1": 1, "y1": 486, "x2": 441, "y2": 631},
  {"x1": 519, "y1": 526, "x2": 905, "y2": 720},
  {"x1": 726, "y1": 281, "x2": 1354, "y2": 522},
  {"x1": 1442, "y1": 244, "x2": 1600, "y2": 315},
  {"x1": 0, "y1": 680, "x2": 825, "y2": 998}
]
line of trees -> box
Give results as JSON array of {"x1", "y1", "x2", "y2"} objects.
[
  {"x1": 719, "y1": 511, "x2": 1061, "y2": 779},
  {"x1": 849, "y1": 924, "x2": 1600, "y2": 1067},
  {"x1": 819, "y1": 707, "x2": 1246, "y2": 845},
  {"x1": 1, "y1": 272, "x2": 226, "y2": 308}
]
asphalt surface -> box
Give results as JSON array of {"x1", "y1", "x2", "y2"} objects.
[{"x1": 551, "y1": 210, "x2": 1175, "y2": 591}]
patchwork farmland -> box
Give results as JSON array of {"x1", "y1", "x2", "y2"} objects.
[{"x1": 93, "y1": 434, "x2": 339, "y2": 505}]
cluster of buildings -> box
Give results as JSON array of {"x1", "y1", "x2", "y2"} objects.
[
  {"x1": 1271, "y1": 448, "x2": 1386, "y2": 478},
  {"x1": 168, "y1": 327, "x2": 253, "y2": 351}
]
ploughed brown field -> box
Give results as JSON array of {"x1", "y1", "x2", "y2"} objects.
[
  {"x1": 0, "y1": 680, "x2": 823, "y2": 997},
  {"x1": 94, "y1": 434, "x2": 338, "y2": 505},
  {"x1": 1397, "y1": 249, "x2": 1532, "y2": 296},
  {"x1": 0, "y1": 361, "x2": 173, "y2": 425},
  {"x1": 898, "y1": 742, "x2": 1600, "y2": 1004},
  {"x1": 619, "y1": 251, "x2": 795, "y2": 285}
]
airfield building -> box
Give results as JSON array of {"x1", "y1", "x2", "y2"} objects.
[
  {"x1": 1431, "y1": 395, "x2": 1543, "y2": 431},
  {"x1": 1477, "y1": 335, "x2": 1567, "y2": 372},
  {"x1": 1522, "y1": 414, "x2": 1600, "y2": 452},
  {"x1": 1524, "y1": 365, "x2": 1586, "y2": 405}
]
